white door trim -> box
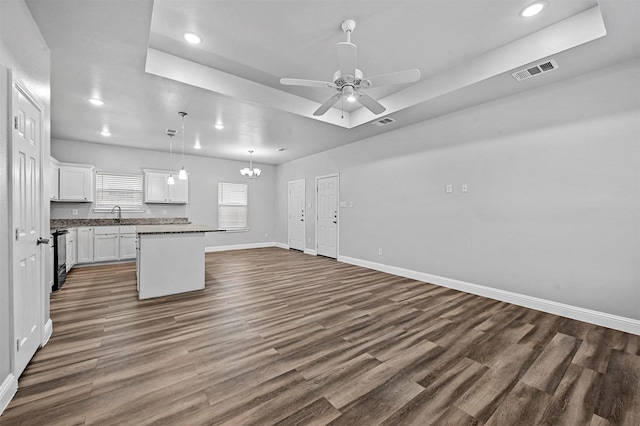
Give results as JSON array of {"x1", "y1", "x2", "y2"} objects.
[
  {"x1": 287, "y1": 179, "x2": 305, "y2": 252},
  {"x1": 315, "y1": 173, "x2": 339, "y2": 258},
  {"x1": 9, "y1": 71, "x2": 47, "y2": 378}
]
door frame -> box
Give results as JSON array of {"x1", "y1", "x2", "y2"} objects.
[
  {"x1": 287, "y1": 179, "x2": 305, "y2": 252},
  {"x1": 315, "y1": 173, "x2": 339, "y2": 258},
  {"x1": 8, "y1": 71, "x2": 49, "y2": 377}
]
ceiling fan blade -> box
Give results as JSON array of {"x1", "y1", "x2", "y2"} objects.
[
  {"x1": 313, "y1": 93, "x2": 342, "y2": 116},
  {"x1": 363, "y1": 69, "x2": 421, "y2": 88},
  {"x1": 280, "y1": 78, "x2": 333, "y2": 88},
  {"x1": 337, "y1": 42, "x2": 357, "y2": 77},
  {"x1": 356, "y1": 91, "x2": 386, "y2": 115}
]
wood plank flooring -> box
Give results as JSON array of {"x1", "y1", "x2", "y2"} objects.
[{"x1": 1, "y1": 247, "x2": 639, "y2": 425}]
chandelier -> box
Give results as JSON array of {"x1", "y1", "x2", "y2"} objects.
[{"x1": 240, "y1": 150, "x2": 261, "y2": 178}]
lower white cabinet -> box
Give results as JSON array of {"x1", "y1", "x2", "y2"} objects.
[
  {"x1": 119, "y1": 226, "x2": 137, "y2": 260},
  {"x1": 65, "y1": 228, "x2": 77, "y2": 271},
  {"x1": 77, "y1": 227, "x2": 94, "y2": 264},
  {"x1": 94, "y1": 227, "x2": 120, "y2": 262}
]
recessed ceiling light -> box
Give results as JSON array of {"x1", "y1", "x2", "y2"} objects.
[
  {"x1": 183, "y1": 32, "x2": 201, "y2": 44},
  {"x1": 214, "y1": 123, "x2": 224, "y2": 130},
  {"x1": 520, "y1": 2, "x2": 545, "y2": 17},
  {"x1": 89, "y1": 98, "x2": 104, "y2": 106},
  {"x1": 100, "y1": 130, "x2": 111, "y2": 137}
]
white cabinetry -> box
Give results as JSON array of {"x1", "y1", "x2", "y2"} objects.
[
  {"x1": 50, "y1": 158, "x2": 59, "y2": 201},
  {"x1": 94, "y1": 226, "x2": 119, "y2": 262},
  {"x1": 65, "y1": 228, "x2": 77, "y2": 272},
  {"x1": 59, "y1": 164, "x2": 94, "y2": 202},
  {"x1": 119, "y1": 226, "x2": 137, "y2": 260},
  {"x1": 77, "y1": 227, "x2": 94, "y2": 264},
  {"x1": 144, "y1": 170, "x2": 188, "y2": 204},
  {"x1": 51, "y1": 157, "x2": 95, "y2": 202}
]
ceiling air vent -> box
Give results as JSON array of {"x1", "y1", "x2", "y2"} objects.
[
  {"x1": 371, "y1": 117, "x2": 396, "y2": 127},
  {"x1": 511, "y1": 59, "x2": 559, "y2": 82}
]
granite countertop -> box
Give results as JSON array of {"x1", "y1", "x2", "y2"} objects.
[
  {"x1": 50, "y1": 218, "x2": 190, "y2": 231},
  {"x1": 135, "y1": 224, "x2": 222, "y2": 234}
]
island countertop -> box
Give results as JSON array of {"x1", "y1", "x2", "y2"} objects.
[{"x1": 135, "y1": 224, "x2": 222, "y2": 234}]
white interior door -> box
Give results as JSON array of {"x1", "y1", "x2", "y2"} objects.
[
  {"x1": 12, "y1": 79, "x2": 44, "y2": 377},
  {"x1": 316, "y1": 175, "x2": 338, "y2": 258},
  {"x1": 288, "y1": 179, "x2": 305, "y2": 251}
]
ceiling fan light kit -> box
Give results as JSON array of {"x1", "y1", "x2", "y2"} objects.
[{"x1": 280, "y1": 19, "x2": 421, "y2": 117}]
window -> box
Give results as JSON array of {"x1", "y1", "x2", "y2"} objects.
[
  {"x1": 218, "y1": 182, "x2": 248, "y2": 230},
  {"x1": 95, "y1": 172, "x2": 144, "y2": 212}
]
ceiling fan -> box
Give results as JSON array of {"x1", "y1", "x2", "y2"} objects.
[{"x1": 280, "y1": 19, "x2": 421, "y2": 117}]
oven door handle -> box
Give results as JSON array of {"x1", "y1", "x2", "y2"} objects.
[{"x1": 37, "y1": 237, "x2": 50, "y2": 245}]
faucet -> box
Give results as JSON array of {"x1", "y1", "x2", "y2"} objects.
[{"x1": 110, "y1": 205, "x2": 122, "y2": 222}]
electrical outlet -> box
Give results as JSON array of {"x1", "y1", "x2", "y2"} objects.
[
  {"x1": 446, "y1": 184, "x2": 453, "y2": 194},
  {"x1": 378, "y1": 248, "x2": 383, "y2": 256},
  {"x1": 264, "y1": 233, "x2": 268, "y2": 238},
  {"x1": 162, "y1": 209, "x2": 166, "y2": 215},
  {"x1": 71, "y1": 209, "x2": 78, "y2": 216},
  {"x1": 462, "y1": 184, "x2": 468, "y2": 193},
  {"x1": 349, "y1": 201, "x2": 354, "y2": 208}
]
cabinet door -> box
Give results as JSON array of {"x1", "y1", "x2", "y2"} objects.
[
  {"x1": 145, "y1": 173, "x2": 168, "y2": 203},
  {"x1": 50, "y1": 161, "x2": 59, "y2": 200},
  {"x1": 168, "y1": 177, "x2": 188, "y2": 203},
  {"x1": 59, "y1": 165, "x2": 93, "y2": 201},
  {"x1": 76, "y1": 227, "x2": 94, "y2": 263},
  {"x1": 119, "y1": 234, "x2": 137, "y2": 259},
  {"x1": 66, "y1": 236, "x2": 73, "y2": 272},
  {"x1": 94, "y1": 234, "x2": 119, "y2": 262}
]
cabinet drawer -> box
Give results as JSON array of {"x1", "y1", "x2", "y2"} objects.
[
  {"x1": 94, "y1": 226, "x2": 119, "y2": 235},
  {"x1": 119, "y1": 225, "x2": 137, "y2": 234}
]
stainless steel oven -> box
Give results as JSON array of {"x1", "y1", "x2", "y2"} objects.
[{"x1": 52, "y1": 229, "x2": 68, "y2": 291}]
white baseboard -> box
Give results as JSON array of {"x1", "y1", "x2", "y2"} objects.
[
  {"x1": 0, "y1": 374, "x2": 17, "y2": 416},
  {"x1": 304, "y1": 249, "x2": 317, "y2": 256},
  {"x1": 42, "y1": 318, "x2": 53, "y2": 347},
  {"x1": 338, "y1": 255, "x2": 640, "y2": 336},
  {"x1": 206, "y1": 242, "x2": 287, "y2": 253}
]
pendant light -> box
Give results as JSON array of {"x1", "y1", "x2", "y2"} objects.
[
  {"x1": 178, "y1": 111, "x2": 188, "y2": 180},
  {"x1": 167, "y1": 132, "x2": 175, "y2": 185},
  {"x1": 240, "y1": 150, "x2": 261, "y2": 178}
]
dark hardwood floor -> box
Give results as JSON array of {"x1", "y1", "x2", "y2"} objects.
[{"x1": 1, "y1": 247, "x2": 639, "y2": 425}]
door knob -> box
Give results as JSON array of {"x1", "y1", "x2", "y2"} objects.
[
  {"x1": 37, "y1": 237, "x2": 50, "y2": 245},
  {"x1": 332, "y1": 221, "x2": 337, "y2": 224}
]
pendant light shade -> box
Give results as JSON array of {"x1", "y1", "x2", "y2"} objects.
[
  {"x1": 240, "y1": 150, "x2": 261, "y2": 178},
  {"x1": 178, "y1": 111, "x2": 188, "y2": 180},
  {"x1": 178, "y1": 167, "x2": 187, "y2": 180},
  {"x1": 167, "y1": 174, "x2": 175, "y2": 185}
]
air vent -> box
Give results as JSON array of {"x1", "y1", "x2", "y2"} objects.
[
  {"x1": 511, "y1": 59, "x2": 559, "y2": 82},
  {"x1": 371, "y1": 117, "x2": 396, "y2": 127}
]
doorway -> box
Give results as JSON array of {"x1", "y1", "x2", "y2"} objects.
[
  {"x1": 288, "y1": 179, "x2": 305, "y2": 251},
  {"x1": 316, "y1": 174, "x2": 338, "y2": 258}
]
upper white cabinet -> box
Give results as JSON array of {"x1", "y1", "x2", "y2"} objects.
[
  {"x1": 51, "y1": 157, "x2": 95, "y2": 202},
  {"x1": 50, "y1": 158, "x2": 59, "y2": 201},
  {"x1": 144, "y1": 170, "x2": 188, "y2": 204}
]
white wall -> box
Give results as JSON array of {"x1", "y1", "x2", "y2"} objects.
[
  {"x1": 275, "y1": 59, "x2": 640, "y2": 323},
  {"x1": 0, "y1": 0, "x2": 51, "y2": 412},
  {"x1": 52, "y1": 139, "x2": 277, "y2": 248}
]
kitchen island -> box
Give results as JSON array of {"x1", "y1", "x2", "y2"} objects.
[{"x1": 136, "y1": 224, "x2": 220, "y2": 300}]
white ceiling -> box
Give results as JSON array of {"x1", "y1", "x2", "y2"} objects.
[{"x1": 25, "y1": 0, "x2": 640, "y2": 165}]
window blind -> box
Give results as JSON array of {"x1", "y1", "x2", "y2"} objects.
[
  {"x1": 95, "y1": 172, "x2": 143, "y2": 211},
  {"x1": 218, "y1": 182, "x2": 248, "y2": 230}
]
